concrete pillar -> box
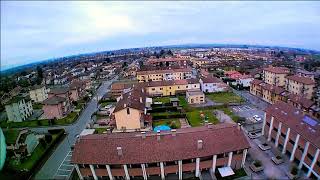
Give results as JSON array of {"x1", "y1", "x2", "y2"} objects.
[
  {"x1": 307, "y1": 149, "x2": 320, "y2": 177},
  {"x1": 106, "y1": 165, "x2": 113, "y2": 180},
  {"x1": 290, "y1": 134, "x2": 300, "y2": 162},
  {"x1": 141, "y1": 164, "x2": 147, "y2": 180},
  {"x1": 282, "y1": 128, "x2": 290, "y2": 154},
  {"x1": 178, "y1": 160, "x2": 182, "y2": 180},
  {"x1": 212, "y1": 155, "x2": 217, "y2": 173},
  {"x1": 227, "y1": 152, "x2": 233, "y2": 167},
  {"x1": 275, "y1": 122, "x2": 282, "y2": 147},
  {"x1": 74, "y1": 164, "x2": 83, "y2": 180},
  {"x1": 160, "y1": 162, "x2": 165, "y2": 180},
  {"x1": 195, "y1": 158, "x2": 200, "y2": 177},
  {"x1": 123, "y1": 165, "x2": 130, "y2": 180},
  {"x1": 267, "y1": 116, "x2": 274, "y2": 141},
  {"x1": 299, "y1": 142, "x2": 310, "y2": 169},
  {"x1": 89, "y1": 165, "x2": 98, "y2": 180},
  {"x1": 261, "y1": 112, "x2": 267, "y2": 135},
  {"x1": 241, "y1": 149, "x2": 248, "y2": 168}
]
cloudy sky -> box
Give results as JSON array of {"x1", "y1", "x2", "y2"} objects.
[{"x1": 1, "y1": 1, "x2": 320, "y2": 70}]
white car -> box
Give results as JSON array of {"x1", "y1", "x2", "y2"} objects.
[{"x1": 253, "y1": 115, "x2": 262, "y2": 122}]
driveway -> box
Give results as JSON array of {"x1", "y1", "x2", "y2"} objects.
[{"x1": 34, "y1": 76, "x2": 118, "y2": 179}]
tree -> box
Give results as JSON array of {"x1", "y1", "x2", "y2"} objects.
[
  {"x1": 122, "y1": 62, "x2": 127, "y2": 68},
  {"x1": 39, "y1": 138, "x2": 47, "y2": 147},
  {"x1": 105, "y1": 57, "x2": 111, "y2": 63},
  {"x1": 159, "y1": 50, "x2": 165, "y2": 57},
  {"x1": 18, "y1": 79, "x2": 30, "y2": 87}
]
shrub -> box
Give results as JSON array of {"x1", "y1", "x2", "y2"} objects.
[
  {"x1": 254, "y1": 160, "x2": 262, "y2": 167},
  {"x1": 45, "y1": 134, "x2": 52, "y2": 143},
  {"x1": 291, "y1": 166, "x2": 298, "y2": 175},
  {"x1": 39, "y1": 138, "x2": 47, "y2": 147},
  {"x1": 170, "y1": 121, "x2": 178, "y2": 129}
]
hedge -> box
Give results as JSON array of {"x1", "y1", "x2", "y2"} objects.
[{"x1": 152, "y1": 114, "x2": 186, "y2": 120}]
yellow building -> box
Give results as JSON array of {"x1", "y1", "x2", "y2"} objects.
[
  {"x1": 29, "y1": 85, "x2": 48, "y2": 102},
  {"x1": 263, "y1": 66, "x2": 289, "y2": 87},
  {"x1": 137, "y1": 68, "x2": 192, "y2": 82},
  {"x1": 285, "y1": 75, "x2": 315, "y2": 100},
  {"x1": 145, "y1": 79, "x2": 200, "y2": 97},
  {"x1": 186, "y1": 90, "x2": 205, "y2": 104}
]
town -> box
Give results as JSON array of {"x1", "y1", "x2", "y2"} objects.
[{"x1": 1, "y1": 45, "x2": 320, "y2": 180}]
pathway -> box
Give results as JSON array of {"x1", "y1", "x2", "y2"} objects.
[
  {"x1": 179, "y1": 118, "x2": 191, "y2": 128},
  {"x1": 214, "y1": 110, "x2": 235, "y2": 124}
]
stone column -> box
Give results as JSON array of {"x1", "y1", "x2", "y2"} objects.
[
  {"x1": 89, "y1": 165, "x2": 98, "y2": 180},
  {"x1": 299, "y1": 142, "x2": 310, "y2": 169},
  {"x1": 74, "y1": 164, "x2": 83, "y2": 180},
  {"x1": 227, "y1": 152, "x2": 233, "y2": 167},
  {"x1": 267, "y1": 116, "x2": 274, "y2": 141},
  {"x1": 123, "y1": 164, "x2": 130, "y2": 180},
  {"x1": 307, "y1": 149, "x2": 320, "y2": 177},
  {"x1": 160, "y1": 162, "x2": 165, "y2": 180},
  {"x1": 106, "y1": 165, "x2": 113, "y2": 180},
  {"x1": 178, "y1": 160, "x2": 182, "y2": 180},
  {"x1": 195, "y1": 158, "x2": 200, "y2": 177},
  {"x1": 282, "y1": 128, "x2": 290, "y2": 154},
  {"x1": 290, "y1": 134, "x2": 300, "y2": 162},
  {"x1": 241, "y1": 149, "x2": 248, "y2": 168},
  {"x1": 261, "y1": 112, "x2": 267, "y2": 136},
  {"x1": 212, "y1": 155, "x2": 217, "y2": 173},
  {"x1": 275, "y1": 122, "x2": 282, "y2": 147},
  {"x1": 141, "y1": 164, "x2": 147, "y2": 180}
]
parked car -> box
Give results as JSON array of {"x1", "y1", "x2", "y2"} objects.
[{"x1": 253, "y1": 115, "x2": 262, "y2": 122}]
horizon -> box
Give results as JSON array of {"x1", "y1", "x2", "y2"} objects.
[{"x1": 1, "y1": 1, "x2": 320, "y2": 70}]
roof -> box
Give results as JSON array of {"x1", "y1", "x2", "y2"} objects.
[
  {"x1": 144, "y1": 79, "x2": 199, "y2": 88},
  {"x1": 71, "y1": 124, "x2": 250, "y2": 165},
  {"x1": 265, "y1": 102, "x2": 320, "y2": 149},
  {"x1": 187, "y1": 90, "x2": 205, "y2": 96},
  {"x1": 113, "y1": 88, "x2": 146, "y2": 113},
  {"x1": 43, "y1": 96, "x2": 66, "y2": 105},
  {"x1": 137, "y1": 68, "x2": 192, "y2": 75},
  {"x1": 49, "y1": 87, "x2": 69, "y2": 95},
  {"x1": 263, "y1": 66, "x2": 289, "y2": 74},
  {"x1": 260, "y1": 83, "x2": 285, "y2": 95},
  {"x1": 250, "y1": 79, "x2": 263, "y2": 85},
  {"x1": 29, "y1": 84, "x2": 45, "y2": 91},
  {"x1": 286, "y1": 75, "x2": 315, "y2": 85},
  {"x1": 287, "y1": 94, "x2": 314, "y2": 109},
  {"x1": 201, "y1": 76, "x2": 223, "y2": 84}
]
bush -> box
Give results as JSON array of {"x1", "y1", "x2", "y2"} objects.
[
  {"x1": 48, "y1": 129, "x2": 65, "y2": 134},
  {"x1": 170, "y1": 121, "x2": 178, "y2": 129},
  {"x1": 254, "y1": 160, "x2": 262, "y2": 167},
  {"x1": 291, "y1": 166, "x2": 298, "y2": 175},
  {"x1": 39, "y1": 138, "x2": 46, "y2": 147},
  {"x1": 45, "y1": 134, "x2": 52, "y2": 143},
  {"x1": 152, "y1": 113, "x2": 186, "y2": 120}
]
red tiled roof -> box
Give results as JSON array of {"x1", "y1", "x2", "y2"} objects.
[
  {"x1": 265, "y1": 102, "x2": 320, "y2": 148},
  {"x1": 71, "y1": 124, "x2": 250, "y2": 165},
  {"x1": 286, "y1": 75, "x2": 315, "y2": 85},
  {"x1": 137, "y1": 68, "x2": 192, "y2": 75},
  {"x1": 200, "y1": 76, "x2": 223, "y2": 84},
  {"x1": 288, "y1": 94, "x2": 314, "y2": 109},
  {"x1": 250, "y1": 79, "x2": 263, "y2": 85},
  {"x1": 260, "y1": 83, "x2": 285, "y2": 95},
  {"x1": 113, "y1": 88, "x2": 147, "y2": 113},
  {"x1": 263, "y1": 67, "x2": 289, "y2": 74}
]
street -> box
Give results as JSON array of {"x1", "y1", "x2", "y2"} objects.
[{"x1": 34, "y1": 76, "x2": 118, "y2": 180}]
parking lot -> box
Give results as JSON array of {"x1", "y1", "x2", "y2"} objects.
[
  {"x1": 231, "y1": 105, "x2": 264, "y2": 132},
  {"x1": 54, "y1": 150, "x2": 74, "y2": 179}
]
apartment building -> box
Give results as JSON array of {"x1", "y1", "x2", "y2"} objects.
[
  {"x1": 43, "y1": 87, "x2": 71, "y2": 119},
  {"x1": 5, "y1": 97, "x2": 33, "y2": 122},
  {"x1": 263, "y1": 66, "x2": 289, "y2": 87},
  {"x1": 260, "y1": 83, "x2": 286, "y2": 104},
  {"x1": 71, "y1": 124, "x2": 250, "y2": 180},
  {"x1": 262, "y1": 102, "x2": 320, "y2": 179},
  {"x1": 199, "y1": 76, "x2": 228, "y2": 93},
  {"x1": 285, "y1": 75, "x2": 315, "y2": 100},
  {"x1": 137, "y1": 68, "x2": 192, "y2": 82},
  {"x1": 145, "y1": 79, "x2": 200, "y2": 97},
  {"x1": 29, "y1": 85, "x2": 48, "y2": 102},
  {"x1": 110, "y1": 81, "x2": 137, "y2": 98},
  {"x1": 113, "y1": 88, "x2": 152, "y2": 131},
  {"x1": 146, "y1": 58, "x2": 189, "y2": 67}
]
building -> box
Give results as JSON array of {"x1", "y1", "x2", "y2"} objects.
[
  {"x1": 43, "y1": 96, "x2": 70, "y2": 119},
  {"x1": 5, "y1": 96, "x2": 33, "y2": 122},
  {"x1": 250, "y1": 79, "x2": 264, "y2": 97},
  {"x1": 137, "y1": 68, "x2": 192, "y2": 82},
  {"x1": 263, "y1": 66, "x2": 289, "y2": 87},
  {"x1": 233, "y1": 75, "x2": 254, "y2": 88},
  {"x1": 186, "y1": 90, "x2": 205, "y2": 104},
  {"x1": 71, "y1": 124, "x2": 250, "y2": 180},
  {"x1": 113, "y1": 89, "x2": 152, "y2": 131},
  {"x1": 145, "y1": 79, "x2": 200, "y2": 97},
  {"x1": 260, "y1": 83, "x2": 286, "y2": 104},
  {"x1": 285, "y1": 75, "x2": 315, "y2": 100},
  {"x1": 70, "y1": 80, "x2": 86, "y2": 102},
  {"x1": 199, "y1": 77, "x2": 228, "y2": 93},
  {"x1": 262, "y1": 102, "x2": 320, "y2": 179},
  {"x1": 296, "y1": 69, "x2": 315, "y2": 79},
  {"x1": 29, "y1": 85, "x2": 48, "y2": 102},
  {"x1": 4, "y1": 129, "x2": 39, "y2": 158},
  {"x1": 110, "y1": 81, "x2": 137, "y2": 98}
]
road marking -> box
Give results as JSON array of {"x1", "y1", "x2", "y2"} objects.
[{"x1": 57, "y1": 169, "x2": 72, "y2": 172}]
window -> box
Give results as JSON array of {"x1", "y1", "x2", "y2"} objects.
[
  {"x1": 127, "y1": 108, "x2": 130, "y2": 114},
  {"x1": 152, "y1": 88, "x2": 155, "y2": 91}
]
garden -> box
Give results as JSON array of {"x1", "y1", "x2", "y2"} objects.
[{"x1": 206, "y1": 92, "x2": 244, "y2": 104}]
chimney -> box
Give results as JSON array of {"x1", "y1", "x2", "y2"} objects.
[
  {"x1": 171, "y1": 129, "x2": 176, "y2": 136},
  {"x1": 140, "y1": 97, "x2": 143, "y2": 103},
  {"x1": 117, "y1": 147, "x2": 123, "y2": 156},
  {"x1": 197, "y1": 140, "x2": 203, "y2": 150},
  {"x1": 157, "y1": 130, "x2": 161, "y2": 141},
  {"x1": 207, "y1": 123, "x2": 213, "y2": 129},
  {"x1": 141, "y1": 131, "x2": 146, "y2": 139}
]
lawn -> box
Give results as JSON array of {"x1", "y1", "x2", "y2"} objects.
[
  {"x1": 32, "y1": 103, "x2": 43, "y2": 109},
  {"x1": 220, "y1": 107, "x2": 242, "y2": 123},
  {"x1": 153, "y1": 97, "x2": 171, "y2": 104},
  {"x1": 153, "y1": 119, "x2": 181, "y2": 129},
  {"x1": 178, "y1": 96, "x2": 189, "y2": 108},
  {"x1": 0, "y1": 112, "x2": 78, "y2": 128},
  {"x1": 186, "y1": 109, "x2": 218, "y2": 127},
  {"x1": 94, "y1": 127, "x2": 109, "y2": 134},
  {"x1": 206, "y1": 92, "x2": 244, "y2": 104},
  {"x1": 3, "y1": 129, "x2": 20, "y2": 144}
]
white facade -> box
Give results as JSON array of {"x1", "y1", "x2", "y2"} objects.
[
  {"x1": 199, "y1": 79, "x2": 227, "y2": 93},
  {"x1": 29, "y1": 86, "x2": 49, "y2": 102}
]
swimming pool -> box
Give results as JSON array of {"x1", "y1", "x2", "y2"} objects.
[{"x1": 153, "y1": 125, "x2": 171, "y2": 132}]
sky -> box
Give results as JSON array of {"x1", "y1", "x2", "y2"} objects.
[{"x1": 1, "y1": 1, "x2": 320, "y2": 70}]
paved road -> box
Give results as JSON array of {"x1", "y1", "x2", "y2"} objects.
[
  {"x1": 34, "y1": 76, "x2": 118, "y2": 180},
  {"x1": 232, "y1": 90, "x2": 269, "y2": 111}
]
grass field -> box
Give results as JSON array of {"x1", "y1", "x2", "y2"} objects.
[
  {"x1": 206, "y1": 92, "x2": 244, "y2": 104},
  {"x1": 186, "y1": 109, "x2": 218, "y2": 127},
  {"x1": 153, "y1": 97, "x2": 171, "y2": 104}
]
